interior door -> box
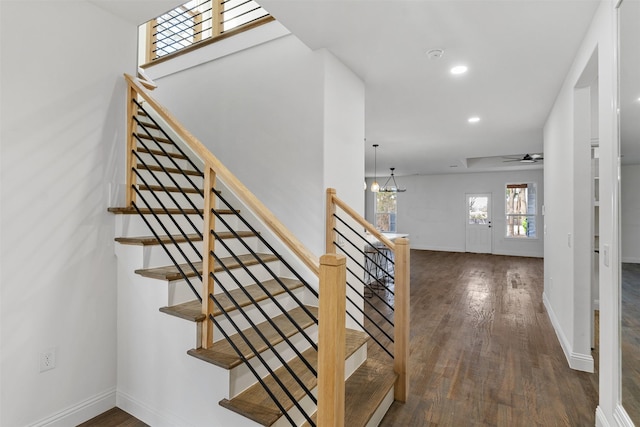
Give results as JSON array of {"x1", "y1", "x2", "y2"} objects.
[{"x1": 466, "y1": 193, "x2": 492, "y2": 253}]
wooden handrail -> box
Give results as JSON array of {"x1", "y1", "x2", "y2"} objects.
[
  {"x1": 137, "y1": 67, "x2": 157, "y2": 90},
  {"x1": 327, "y1": 188, "x2": 395, "y2": 250},
  {"x1": 124, "y1": 73, "x2": 320, "y2": 277}
]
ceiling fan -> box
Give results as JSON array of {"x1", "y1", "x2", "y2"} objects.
[{"x1": 502, "y1": 153, "x2": 544, "y2": 163}]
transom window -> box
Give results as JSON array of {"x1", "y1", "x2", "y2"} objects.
[
  {"x1": 506, "y1": 183, "x2": 537, "y2": 238},
  {"x1": 140, "y1": 0, "x2": 271, "y2": 65}
]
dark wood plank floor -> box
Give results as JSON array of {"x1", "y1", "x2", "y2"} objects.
[
  {"x1": 81, "y1": 250, "x2": 599, "y2": 426},
  {"x1": 77, "y1": 407, "x2": 147, "y2": 426},
  {"x1": 621, "y1": 263, "x2": 640, "y2": 423},
  {"x1": 367, "y1": 250, "x2": 598, "y2": 427}
]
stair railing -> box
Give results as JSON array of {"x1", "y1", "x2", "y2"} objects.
[
  {"x1": 126, "y1": 72, "x2": 362, "y2": 426},
  {"x1": 125, "y1": 72, "x2": 319, "y2": 342},
  {"x1": 325, "y1": 188, "x2": 410, "y2": 402}
]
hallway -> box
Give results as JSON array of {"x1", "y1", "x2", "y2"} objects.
[{"x1": 373, "y1": 250, "x2": 598, "y2": 426}]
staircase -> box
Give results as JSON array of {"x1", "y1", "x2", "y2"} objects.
[{"x1": 108, "y1": 72, "x2": 405, "y2": 426}]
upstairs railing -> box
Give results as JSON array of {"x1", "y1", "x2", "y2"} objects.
[
  {"x1": 325, "y1": 188, "x2": 410, "y2": 402},
  {"x1": 124, "y1": 71, "x2": 366, "y2": 425},
  {"x1": 141, "y1": 0, "x2": 273, "y2": 65}
]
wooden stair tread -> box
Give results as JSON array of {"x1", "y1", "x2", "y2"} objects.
[
  {"x1": 136, "y1": 133, "x2": 172, "y2": 145},
  {"x1": 188, "y1": 306, "x2": 318, "y2": 369},
  {"x1": 343, "y1": 357, "x2": 397, "y2": 426},
  {"x1": 115, "y1": 231, "x2": 256, "y2": 246},
  {"x1": 159, "y1": 278, "x2": 304, "y2": 322},
  {"x1": 300, "y1": 357, "x2": 398, "y2": 427},
  {"x1": 137, "y1": 121, "x2": 160, "y2": 130},
  {"x1": 135, "y1": 253, "x2": 279, "y2": 281},
  {"x1": 137, "y1": 146, "x2": 188, "y2": 160},
  {"x1": 219, "y1": 329, "x2": 368, "y2": 426},
  {"x1": 138, "y1": 184, "x2": 202, "y2": 194},
  {"x1": 137, "y1": 163, "x2": 203, "y2": 177},
  {"x1": 108, "y1": 207, "x2": 236, "y2": 215},
  {"x1": 116, "y1": 233, "x2": 203, "y2": 245}
]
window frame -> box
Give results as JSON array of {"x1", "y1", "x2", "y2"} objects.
[
  {"x1": 505, "y1": 182, "x2": 538, "y2": 239},
  {"x1": 374, "y1": 191, "x2": 397, "y2": 233}
]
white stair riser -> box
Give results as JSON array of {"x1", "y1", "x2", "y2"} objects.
[
  {"x1": 115, "y1": 214, "x2": 238, "y2": 239},
  {"x1": 166, "y1": 261, "x2": 284, "y2": 306},
  {"x1": 228, "y1": 323, "x2": 318, "y2": 399},
  {"x1": 269, "y1": 342, "x2": 368, "y2": 427},
  {"x1": 365, "y1": 387, "x2": 395, "y2": 427},
  {"x1": 211, "y1": 287, "x2": 306, "y2": 338},
  {"x1": 134, "y1": 170, "x2": 203, "y2": 194},
  {"x1": 138, "y1": 236, "x2": 261, "y2": 269},
  {"x1": 135, "y1": 189, "x2": 204, "y2": 211},
  {"x1": 272, "y1": 393, "x2": 317, "y2": 427}
]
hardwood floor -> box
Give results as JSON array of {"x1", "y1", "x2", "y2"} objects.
[
  {"x1": 367, "y1": 250, "x2": 598, "y2": 427},
  {"x1": 77, "y1": 407, "x2": 147, "y2": 426},
  {"x1": 621, "y1": 263, "x2": 640, "y2": 423},
  {"x1": 82, "y1": 250, "x2": 599, "y2": 426}
]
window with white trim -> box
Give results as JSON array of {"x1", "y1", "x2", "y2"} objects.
[{"x1": 505, "y1": 183, "x2": 537, "y2": 238}]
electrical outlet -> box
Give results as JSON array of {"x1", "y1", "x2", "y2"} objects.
[{"x1": 40, "y1": 347, "x2": 56, "y2": 372}]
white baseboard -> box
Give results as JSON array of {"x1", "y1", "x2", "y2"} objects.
[
  {"x1": 409, "y1": 245, "x2": 543, "y2": 258},
  {"x1": 28, "y1": 387, "x2": 116, "y2": 427},
  {"x1": 410, "y1": 244, "x2": 464, "y2": 252},
  {"x1": 543, "y1": 292, "x2": 594, "y2": 373},
  {"x1": 621, "y1": 257, "x2": 640, "y2": 264},
  {"x1": 614, "y1": 404, "x2": 634, "y2": 427},
  {"x1": 596, "y1": 406, "x2": 611, "y2": 427},
  {"x1": 117, "y1": 390, "x2": 195, "y2": 427},
  {"x1": 492, "y1": 249, "x2": 544, "y2": 258}
]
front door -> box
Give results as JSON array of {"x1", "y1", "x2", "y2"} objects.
[{"x1": 466, "y1": 193, "x2": 492, "y2": 253}]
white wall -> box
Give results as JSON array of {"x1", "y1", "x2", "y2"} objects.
[
  {"x1": 542, "y1": 0, "x2": 621, "y2": 424},
  {"x1": 365, "y1": 169, "x2": 544, "y2": 258},
  {"x1": 148, "y1": 35, "x2": 364, "y2": 257},
  {"x1": 0, "y1": 1, "x2": 137, "y2": 425},
  {"x1": 321, "y1": 49, "x2": 365, "y2": 218},
  {"x1": 621, "y1": 164, "x2": 640, "y2": 263}
]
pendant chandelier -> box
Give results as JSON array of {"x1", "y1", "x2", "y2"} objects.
[{"x1": 379, "y1": 167, "x2": 406, "y2": 193}]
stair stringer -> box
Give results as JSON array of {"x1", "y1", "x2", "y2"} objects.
[{"x1": 115, "y1": 243, "x2": 261, "y2": 427}]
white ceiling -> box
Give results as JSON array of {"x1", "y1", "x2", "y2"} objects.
[
  {"x1": 259, "y1": 0, "x2": 600, "y2": 176},
  {"x1": 88, "y1": 0, "x2": 181, "y2": 25},
  {"x1": 91, "y1": 0, "x2": 602, "y2": 176}
]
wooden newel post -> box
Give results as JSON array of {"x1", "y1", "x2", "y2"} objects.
[
  {"x1": 325, "y1": 188, "x2": 337, "y2": 254},
  {"x1": 318, "y1": 253, "x2": 346, "y2": 427},
  {"x1": 394, "y1": 238, "x2": 410, "y2": 402}
]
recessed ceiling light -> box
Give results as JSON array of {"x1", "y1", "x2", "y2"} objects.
[
  {"x1": 468, "y1": 117, "x2": 480, "y2": 123},
  {"x1": 450, "y1": 65, "x2": 468, "y2": 75}
]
